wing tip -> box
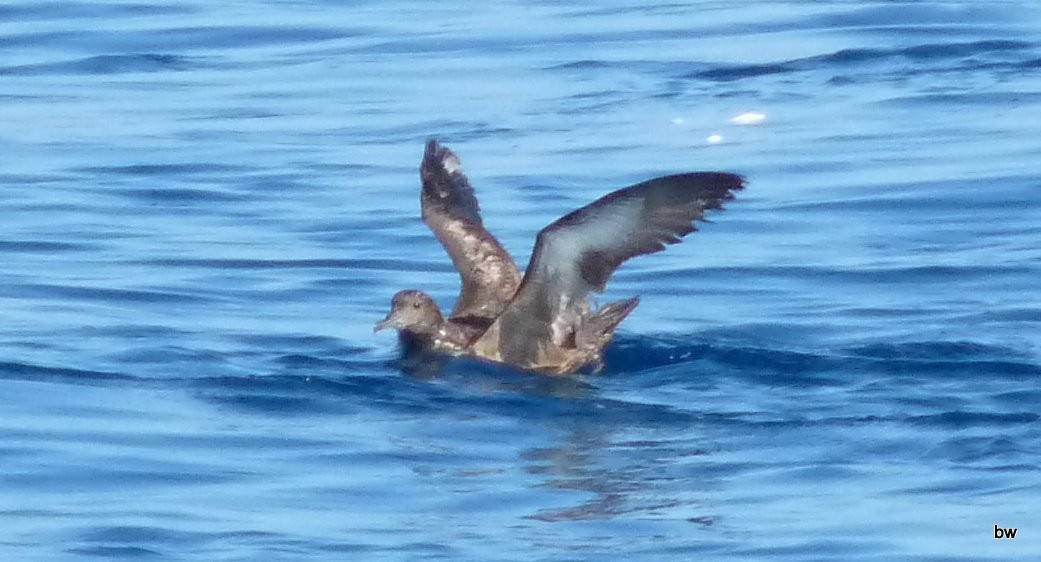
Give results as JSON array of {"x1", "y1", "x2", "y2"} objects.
[
  {"x1": 421, "y1": 138, "x2": 467, "y2": 188},
  {"x1": 422, "y1": 138, "x2": 457, "y2": 174},
  {"x1": 692, "y1": 172, "x2": 745, "y2": 211},
  {"x1": 707, "y1": 172, "x2": 746, "y2": 199}
]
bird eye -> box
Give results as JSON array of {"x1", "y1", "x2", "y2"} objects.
[{"x1": 412, "y1": 302, "x2": 421, "y2": 309}]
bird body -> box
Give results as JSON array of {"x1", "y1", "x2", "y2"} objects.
[{"x1": 375, "y1": 140, "x2": 744, "y2": 375}]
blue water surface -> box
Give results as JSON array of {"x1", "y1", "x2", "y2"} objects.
[{"x1": 2, "y1": 1, "x2": 1040, "y2": 560}]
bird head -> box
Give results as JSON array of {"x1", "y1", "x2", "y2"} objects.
[{"x1": 374, "y1": 290, "x2": 444, "y2": 337}]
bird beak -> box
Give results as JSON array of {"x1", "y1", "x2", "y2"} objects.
[{"x1": 373, "y1": 311, "x2": 399, "y2": 333}]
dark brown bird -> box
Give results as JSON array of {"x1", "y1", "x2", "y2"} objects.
[{"x1": 375, "y1": 139, "x2": 744, "y2": 374}]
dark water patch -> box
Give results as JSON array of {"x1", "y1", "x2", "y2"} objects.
[
  {"x1": 847, "y1": 341, "x2": 1028, "y2": 362},
  {"x1": 215, "y1": 392, "x2": 330, "y2": 416},
  {"x1": 812, "y1": 3, "x2": 1017, "y2": 29},
  {"x1": 72, "y1": 162, "x2": 252, "y2": 177},
  {"x1": 306, "y1": 276, "x2": 383, "y2": 291},
  {"x1": 224, "y1": 356, "x2": 701, "y2": 427},
  {"x1": 351, "y1": 37, "x2": 526, "y2": 56},
  {"x1": 991, "y1": 388, "x2": 1041, "y2": 407},
  {"x1": 603, "y1": 335, "x2": 714, "y2": 373},
  {"x1": 546, "y1": 59, "x2": 615, "y2": 70},
  {"x1": 235, "y1": 174, "x2": 314, "y2": 194},
  {"x1": 736, "y1": 539, "x2": 896, "y2": 560},
  {"x1": 0, "y1": 2, "x2": 193, "y2": 21},
  {"x1": 864, "y1": 357, "x2": 1041, "y2": 380},
  {"x1": 182, "y1": 107, "x2": 286, "y2": 121},
  {"x1": 606, "y1": 334, "x2": 1041, "y2": 391},
  {"x1": 313, "y1": 119, "x2": 514, "y2": 146},
  {"x1": 315, "y1": 542, "x2": 383, "y2": 554},
  {"x1": 190, "y1": 373, "x2": 386, "y2": 415},
  {"x1": 606, "y1": 336, "x2": 844, "y2": 385},
  {"x1": 544, "y1": 59, "x2": 704, "y2": 80},
  {"x1": 839, "y1": 338, "x2": 1041, "y2": 380},
  {"x1": 878, "y1": 90, "x2": 1041, "y2": 107},
  {"x1": 274, "y1": 353, "x2": 374, "y2": 372},
  {"x1": 231, "y1": 333, "x2": 361, "y2": 353},
  {"x1": 0, "y1": 172, "x2": 76, "y2": 185},
  {"x1": 899, "y1": 40, "x2": 1030, "y2": 59},
  {"x1": 190, "y1": 366, "x2": 601, "y2": 422},
  {"x1": 702, "y1": 264, "x2": 1034, "y2": 285},
  {"x1": 776, "y1": 173, "x2": 1041, "y2": 217},
  {"x1": 840, "y1": 306, "x2": 946, "y2": 319},
  {"x1": 439, "y1": 124, "x2": 518, "y2": 142},
  {"x1": 76, "y1": 324, "x2": 193, "y2": 339},
  {"x1": 0, "y1": 508, "x2": 69, "y2": 519},
  {"x1": 5, "y1": 455, "x2": 239, "y2": 487},
  {"x1": 361, "y1": 120, "x2": 517, "y2": 145},
  {"x1": 777, "y1": 193, "x2": 1039, "y2": 215},
  {"x1": 694, "y1": 62, "x2": 797, "y2": 82},
  {"x1": 299, "y1": 162, "x2": 396, "y2": 175},
  {"x1": 0, "y1": 53, "x2": 197, "y2": 76},
  {"x1": 970, "y1": 307, "x2": 1041, "y2": 323},
  {"x1": 513, "y1": 180, "x2": 589, "y2": 205},
  {"x1": 66, "y1": 545, "x2": 163, "y2": 558},
  {"x1": 1, "y1": 25, "x2": 364, "y2": 53},
  {"x1": 8, "y1": 282, "x2": 221, "y2": 305},
  {"x1": 107, "y1": 345, "x2": 242, "y2": 369},
  {"x1": 0, "y1": 361, "x2": 140, "y2": 385},
  {"x1": 906, "y1": 411, "x2": 1039, "y2": 428},
  {"x1": 933, "y1": 435, "x2": 1034, "y2": 465},
  {"x1": 139, "y1": 257, "x2": 456, "y2": 274},
  {"x1": 79, "y1": 526, "x2": 207, "y2": 547},
  {"x1": 560, "y1": 3, "x2": 711, "y2": 18},
  {"x1": 0, "y1": 240, "x2": 100, "y2": 253},
  {"x1": 978, "y1": 464, "x2": 1041, "y2": 473},
  {"x1": 112, "y1": 187, "x2": 250, "y2": 204},
  {"x1": 301, "y1": 215, "x2": 429, "y2": 237},
  {"x1": 689, "y1": 40, "x2": 1037, "y2": 82},
  {"x1": 556, "y1": 90, "x2": 631, "y2": 113}
]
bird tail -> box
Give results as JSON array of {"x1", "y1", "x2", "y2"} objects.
[
  {"x1": 589, "y1": 297, "x2": 640, "y2": 338},
  {"x1": 553, "y1": 297, "x2": 639, "y2": 375},
  {"x1": 580, "y1": 296, "x2": 640, "y2": 366}
]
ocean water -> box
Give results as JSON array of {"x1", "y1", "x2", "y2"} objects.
[{"x1": 2, "y1": 0, "x2": 1040, "y2": 560}]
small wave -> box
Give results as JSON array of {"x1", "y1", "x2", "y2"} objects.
[
  {"x1": 0, "y1": 53, "x2": 195, "y2": 77},
  {"x1": 8, "y1": 282, "x2": 220, "y2": 305},
  {"x1": 0, "y1": 25, "x2": 361, "y2": 60},
  {"x1": 544, "y1": 59, "x2": 616, "y2": 70},
  {"x1": 147, "y1": 25, "x2": 363, "y2": 50},
  {"x1": 693, "y1": 62, "x2": 796, "y2": 82},
  {"x1": 65, "y1": 546, "x2": 163, "y2": 558},
  {"x1": 603, "y1": 333, "x2": 1041, "y2": 385},
  {"x1": 0, "y1": 361, "x2": 139, "y2": 384},
  {"x1": 0, "y1": 240, "x2": 100, "y2": 254},
  {"x1": 907, "y1": 411, "x2": 1040, "y2": 428},
  {"x1": 1020, "y1": 57, "x2": 1041, "y2": 69},
  {"x1": 72, "y1": 163, "x2": 251, "y2": 177},
  {"x1": 138, "y1": 257, "x2": 454, "y2": 273},
  {"x1": 111, "y1": 187, "x2": 249, "y2": 204},
  {"x1": 689, "y1": 40, "x2": 1037, "y2": 82},
  {"x1": 0, "y1": 2, "x2": 192, "y2": 21},
  {"x1": 846, "y1": 340, "x2": 1027, "y2": 361}
]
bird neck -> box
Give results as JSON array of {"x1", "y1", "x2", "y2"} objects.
[{"x1": 399, "y1": 313, "x2": 445, "y2": 346}]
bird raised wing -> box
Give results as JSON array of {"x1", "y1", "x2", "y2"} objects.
[
  {"x1": 493, "y1": 172, "x2": 745, "y2": 366},
  {"x1": 420, "y1": 139, "x2": 521, "y2": 320}
]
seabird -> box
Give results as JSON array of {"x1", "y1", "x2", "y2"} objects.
[{"x1": 375, "y1": 139, "x2": 744, "y2": 375}]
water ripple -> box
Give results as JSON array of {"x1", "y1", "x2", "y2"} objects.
[
  {"x1": 690, "y1": 40, "x2": 1037, "y2": 82},
  {"x1": 0, "y1": 53, "x2": 197, "y2": 76}
]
